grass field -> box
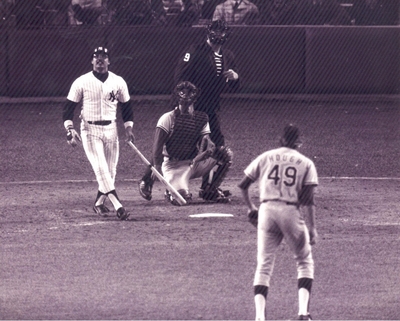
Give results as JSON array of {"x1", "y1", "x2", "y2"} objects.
[{"x1": 0, "y1": 95, "x2": 399, "y2": 320}]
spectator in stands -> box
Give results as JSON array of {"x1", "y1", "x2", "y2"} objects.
[
  {"x1": 68, "y1": 0, "x2": 107, "y2": 26},
  {"x1": 201, "y1": 0, "x2": 222, "y2": 20},
  {"x1": 9, "y1": 0, "x2": 68, "y2": 28},
  {"x1": 294, "y1": 0, "x2": 352, "y2": 25},
  {"x1": 109, "y1": 0, "x2": 154, "y2": 25},
  {"x1": 162, "y1": 0, "x2": 183, "y2": 15},
  {"x1": 12, "y1": 0, "x2": 45, "y2": 28},
  {"x1": 176, "y1": 0, "x2": 201, "y2": 26},
  {"x1": 212, "y1": 0, "x2": 259, "y2": 25},
  {"x1": 150, "y1": 0, "x2": 169, "y2": 25},
  {"x1": 36, "y1": 0, "x2": 69, "y2": 26},
  {"x1": 108, "y1": 0, "x2": 168, "y2": 25},
  {"x1": 259, "y1": 0, "x2": 298, "y2": 25},
  {"x1": 350, "y1": 0, "x2": 399, "y2": 25},
  {"x1": 161, "y1": 0, "x2": 183, "y2": 23}
]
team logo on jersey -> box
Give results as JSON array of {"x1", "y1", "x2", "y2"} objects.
[{"x1": 108, "y1": 90, "x2": 120, "y2": 102}]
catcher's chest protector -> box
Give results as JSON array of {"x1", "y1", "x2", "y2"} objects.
[{"x1": 166, "y1": 111, "x2": 208, "y2": 160}]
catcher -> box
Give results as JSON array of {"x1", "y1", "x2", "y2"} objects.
[{"x1": 138, "y1": 81, "x2": 233, "y2": 205}]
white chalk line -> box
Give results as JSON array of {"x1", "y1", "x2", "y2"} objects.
[
  {"x1": 13, "y1": 221, "x2": 109, "y2": 233},
  {"x1": 1, "y1": 176, "x2": 400, "y2": 185},
  {"x1": 49, "y1": 221, "x2": 108, "y2": 229},
  {"x1": 338, "y1": 218, "x2": 400, "y2": 226}
]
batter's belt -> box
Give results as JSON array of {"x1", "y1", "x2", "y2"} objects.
[
  {"x1": 262, "y1": 200, "x2": 299, "y2": 207},
  {"x1": 87, "y1": 120, "x2": 115, "y2": 126}
]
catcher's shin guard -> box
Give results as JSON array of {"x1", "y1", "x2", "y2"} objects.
[{"x1": 200, "y1": 146, "x2": 233, "y2": 201}]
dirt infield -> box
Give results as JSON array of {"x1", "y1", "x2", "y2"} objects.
[
  {"x1": 1, "y1": 178, "x2": 399, "y2": 320},
  {"x1": 1, "y1": 96, "x2": 399, "y2": 320}
]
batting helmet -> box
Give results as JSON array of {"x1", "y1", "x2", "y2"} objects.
[
  {"x1": 207, "y1": 19, "x2": 231, "y2": 45},
  {"x1": 92, "y1": 46, "x2": 110, "y2": 59},
  {"x1": 173, "y1": 81, "x2": 200, "y2": 105},
  {"x1": 280, "y1": 124, "x2": 302, "y2": 148}
]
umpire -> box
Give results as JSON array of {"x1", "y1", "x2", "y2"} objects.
[
  {"x1": 174, "y1": 19, "x2": 240, "y2": 199},
  {"x1": 174, "y1": 19, "x2": 239, "y2": 147}
]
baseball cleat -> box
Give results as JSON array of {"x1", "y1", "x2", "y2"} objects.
[
  {"x1": 116, "y1": 207, "x2": 130, "y2": 220},
  {"x1": 164, "y1": 190, "x2": 181, "y2": 206},
  {"x1": 93, "y1": 204, "x2": 110, "y2": 217},
  {"x1": 179, "y1": 189, "x2": 193, "y2": 203},
  {"x1": 298, "y1": 314, "x2": 312, "y2": 320},
  {"x1": 138, "y1": 180, "x2": 152, "y2": 201}
]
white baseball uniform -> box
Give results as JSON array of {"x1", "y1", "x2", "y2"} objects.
[
  {"x1": 66, "y1": 71, "x2": 131, "y2": 194},
  {"x1": 243, "y1": 146, "x2": 318, "y2": 287}
]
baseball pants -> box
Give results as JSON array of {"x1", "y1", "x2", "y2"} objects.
[
  {"x1": 162, "y1": 157, "x2": 218, "y2": 194},
  {"x1": 254, "y1": 201, "x2": 314, "y2": 287},
  {"x1": 80, "y1": 121, "x2": 119, "y2": 194}
]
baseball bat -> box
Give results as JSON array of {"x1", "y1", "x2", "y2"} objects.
[{"x1": 127, "y1": 141, "x2": 187, "y2": 205}]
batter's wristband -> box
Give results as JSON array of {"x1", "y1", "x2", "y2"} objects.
[
  {"x1": 64, "y1": 119, "x2": 74, "y2": 130},
  {"x1": 67, "y1": 129, "x2": 73, "y2": 141}
]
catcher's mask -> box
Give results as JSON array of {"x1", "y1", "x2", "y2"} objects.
[
  {"x1": 280, "y1": 124, "x2": 303, "y2": 149},
  {"x1": 207, "y1": 20, "x2": 231, "y2": 45},
  {"x1": 174, "y1": 81, "x2": 200, "y2": 106}
]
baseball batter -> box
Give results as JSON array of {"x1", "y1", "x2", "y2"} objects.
[
  {"x1": 238, "y1": 124, "x2": 318, "y2": 321},
  {"x1": 139, "y1": 81, "x2": 233, "y2": 205},
  {"x1": 62, "y1": 46, "x2": 134, "y2": 220}
]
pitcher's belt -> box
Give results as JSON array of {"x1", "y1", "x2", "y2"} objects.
[{"x1": 262, "y1": 200, "x2": 298, "y2": 206}]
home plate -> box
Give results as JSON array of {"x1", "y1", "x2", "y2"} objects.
[{"x1": 189, "y1": 213, "x2": 234, "y2": 218}]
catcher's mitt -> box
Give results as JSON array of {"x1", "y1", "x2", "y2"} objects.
[
  {"x1": 247, "y1": 209, "x2": 258, "y2": 228},
  {"x1": 190, "y1": 135, "x2": 216, "y2": 167}
]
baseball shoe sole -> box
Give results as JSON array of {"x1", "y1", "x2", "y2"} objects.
[
  {"x1": 93, "y1": 204, "x2": 110, "y2": 217},
  {"x1": 116, "y1": 207, "x2": 130, "y2": 220}
]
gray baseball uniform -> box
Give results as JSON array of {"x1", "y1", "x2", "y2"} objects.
[
  {"x1": 239, "y1": 124, "x2": 318, "y2": 320},
  {"x1": 243, "y1": 146, "x2": 318, "y2": 287}
]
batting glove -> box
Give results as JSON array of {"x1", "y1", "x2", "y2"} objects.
[
  {"x1": 67, "y1": 128, "x2": 81, "y2": 147},
  {"x1": 125, "y1": 126, "x2": 135, "y2": 143}
]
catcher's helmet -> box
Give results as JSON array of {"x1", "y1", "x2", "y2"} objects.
[
  {"x1": 173, "y1": 81, "x2": 200, "y2": 105},
  {"x1": 280, "y1": 124, "x2": 302, "y2": 148},
  {"x1": 207, "y1": 19, "x2": 231, "y2": 45}
]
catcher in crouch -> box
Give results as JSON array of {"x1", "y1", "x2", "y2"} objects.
[{"x1": 138, "y1": 81, "x2": 233, "y2": 205}]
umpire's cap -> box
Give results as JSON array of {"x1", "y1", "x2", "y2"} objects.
[
  {"x1": 281, "y1": 124, "x2": 302, "y2": 148},
  {"x1": 92, "y1": 46, "x2": 109, "y2": 59}
]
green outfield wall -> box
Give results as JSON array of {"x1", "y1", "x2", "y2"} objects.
[{"x1": 2, "y1": 25, "x2": 399, "y2": 97}]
